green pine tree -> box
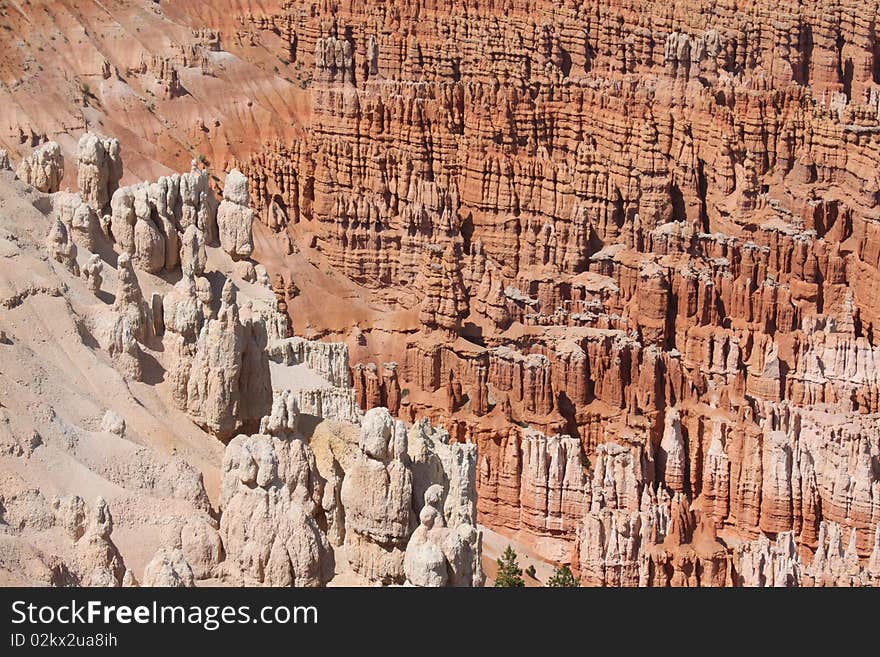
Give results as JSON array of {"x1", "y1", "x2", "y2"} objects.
[
  {"x1": 494, "y1": 545, "x2": 525, "y2": 587},
  {"x1": 546, "y1": 564, "x2": 580, "y2": 587}
]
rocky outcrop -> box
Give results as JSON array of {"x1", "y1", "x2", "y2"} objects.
[
  {"x1": 573, "y1": 443, "x2": 731, "y2": 587},
  {"x1": 112, "y1": 252, "x2": 150, "y2": 344},
  {"x1": 418, "y1": 242, "x2": 468, "y2": 339},
  {"x1": 1, "y1": 150, "x2": 486, "y2": 590},
  {"x1": 316, "y1": 407, "x2": 486, "y2": 586},
  {"x1": 52, "y1": 496, "x2": 129, "y2": 587},
  {"x1": 82, "y1": 254, "x2": 103, "y2": 295},
  {"x1": 340, "y1": 408, "x2": 413, "y2": 584},
  {"x1": 18, "y1": 142, "x2": 63, "y2": 193},
  {"x1": 219, "y1": 1, "x2": 880, "y2": 580},
  {"x1": 76, "y1": 132, "x2": 122, "y2": 214},
  {"x1": 164, "y1": 271, "x2": 205, "y2": 408},
  {"x1": 185, "y1": 281, "x2": 247, "y2": 439},
  {"x1": 268, "y1": 337, "x2": 351, "y2": 388},
  {"x1": 46, "y1": 219, "x2": 79, "y2": 275},
  {"x1": 54, "y1": 192, "x2": 101, "y2": 253},
  {"x1": 403, "y1": 484, "x2": 483, "y2": 587},
  {"x1": 142, "y1": 548, "x2": 195, "y2": 587},
  {"x1": 219, "y1": 430, "x2": 334, "y2": 586},
  {"x1": 4, "y1": 0, "x2": 880, "y2": 587},
  {"x1": 108, "y1": 159, "x2": 218, "y2": 275},
  {"x1": 217, "y1": 169, "x2": 254, "y2": 260}
]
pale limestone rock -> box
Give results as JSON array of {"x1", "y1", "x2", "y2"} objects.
[
  {"x1": 592, "y1": 442, "x2": 644, "y2": 512},
  {"x1": 163, "y1": 272, "x2": 204, "y2": 409},
  {"x1": 219, "y1": 433, "x2": 333, "y2": 586},
  {"x1": 217, "y1": 203, "x2": 254, "y2": 260},
  {"x1": 185, "y1": 281, "x2": 245, "y2": 439},
  {"x1": 18, "y1": 141, "x2": 63, "y2": 193},
  {"x1": 46, "y1": 218, "x2": 79, "y2": 275},
  {"x1": 340, "y1": 407, "x2": 412, "y2": 584},
  {"x1": 523, "y1": 429, "x2": 589, "y2": 544},
  {"x1": 217, "y1": 169, "x2": 253, "y2": 260},
  {"x1": 404, "y1": 505, "x2": 448, "y2": 586},
  {"x1": 297, "y1": 387, "x2": 362, "y2": 424},
  {"x1": 310, "y1": 412, "x2": 482, "y2": 585},
  {"x1": 239, "y1": 302, "x2": 273, "y2": 428},
  {"x1": 408, "y1": 417, "x2": 478, "y2": 527},
  {"x1": 179, "y1": 165, "x2": 218, "y2": 243},
  {"x1": 108, "y1": 165, "x2": 217, "y2": 273},
  {"x1": 147, "y1": 177, "x2": 180, "y2": 271},
  {"x1": 404, "y1": 486, "x2": 483, "y2": 587},
  {"x1": 109, "y1": 187, "x2": 136, "y2": 254},
  {"x1": 574, "y1": 444, "x2": 676, "y2": 586},
  {"x1": 255, "y1": 264, "x2": 271, "y2": 287},
  {"x1": 132, "y1": 185, "x2": 165, "y2": 273},
  {"x1": 104, "y1": 251, "x2": 150, "y2": 380},
  {"x1": 658, "y1": 408, "x2": 687, "y2": 494},
  {"x1": 60, "y1": 497, "x2": 128, "y2": 587},
  {"x1": 268, "y1": 337, "x2": 351, "y2": 387},
  {"x1": 223, "y1": 168, "x2": 250, "y2": 206},
  {"x1": 52, "y1": 495, "x2": 87, "y2": 541},
  {"x1": 442, "y1": 522, "x2": 483, "y2": 587},
  {"x1": 260, "y1": 390, "x2": 300, "y2": 438},
  {"x1": 806, "y1": 520, "x2": 871, "y2": 586},
  {"x1": 180, "y1": 518, "x2": 223, "y2": 580},
  {"x1": 868, "y1": 525, "x2": 880, "y2": 584},
  {"x1": 180, "y1": 224, "x2": 206, "y2": 277},
  {"x1": 734, "y1": 532, "x2": 802, "y2": 587},
  {"x1": 113, "y1": 252, "x2": 150, "y2": 343},
  {"x1": 82, "y1": 254, "x2": 103, "y2": 295},
  {"x1": 100, "y1": 410, "x2": 125, "y2": 436},
  {"x1": 76, "y1": 132, "x2": 122, "y2": 213},
  {"x1": 107, "y1": 314, "x2": 144, "y2": 381},
  {"x1": 71, "y1": 200, "x2": 100, "y2": 252},
  {"x1": 235, "y1": 260, "x2": 256, "y2": 283},
  {"x1": 55, "y1": 192, "x2": 101, "y2": 252},
  {"x1": 142, "y1": 547, "x2": 195, "y2": 587}
]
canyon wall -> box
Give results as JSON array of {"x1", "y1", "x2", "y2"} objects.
[
  {"x1": 3, "y1": 0, "x2": 880, "y2": 585},
  {"x1": 227, "y1": 0, "x2": 880, "y2": 579},
  {"x1": 0, "y1": 137, "x2": 483, "y2": 587}
]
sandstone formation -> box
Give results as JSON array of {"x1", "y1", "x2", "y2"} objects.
[
  {"x1": 217, "y1": 169, "x2": 254, "y2": 260},
  {"x1": 46, "y1": 219, "x2": 79, "y2": 276},
  {"x1": 51, "y1": 496, "x2": 130, "y2": 587},
  {"x1": 219, "y1": 0, "x2": 880, "y2": 585},
  {"x1": 0, "y1": 147, "x2": 483, "y2": 587},
  {"x1": 17, "y1": 142, "x2": 63, "y2": 193},
  {"x1": 77, "y1": 132, "x2": 123, "y2": 214},
  {"x1": 141, "y1": 548, "x2": 195, "y2": 587},
  {"x1": 339, "y1": 408, "x2": 413, "y2": 584},
  {"x1": 3, "y1": 0, "x2": 880, "y2": 588},
  {"x1": 82, "y1": 254, "x2": 104, "y2": 295},
  {"x1": 404, "y1": 484, "x2": 484, "y2": 587},
  {"x1": 219, "y1": 430, "x2": 334, "y2": 586},
  {"x1": 185, "y1": 280, "x2": 249, "y2": 439}
]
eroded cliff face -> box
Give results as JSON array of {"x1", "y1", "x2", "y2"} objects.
[
  {"x1": 226, "y1": 0, "x2": 880, "y2": 582},
  {"x1": 3, "y1": 0, "x2": 880, "y2": 586},
  {"x1": 0, "y1": 136, "x2": 483, "y2": 587}
]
